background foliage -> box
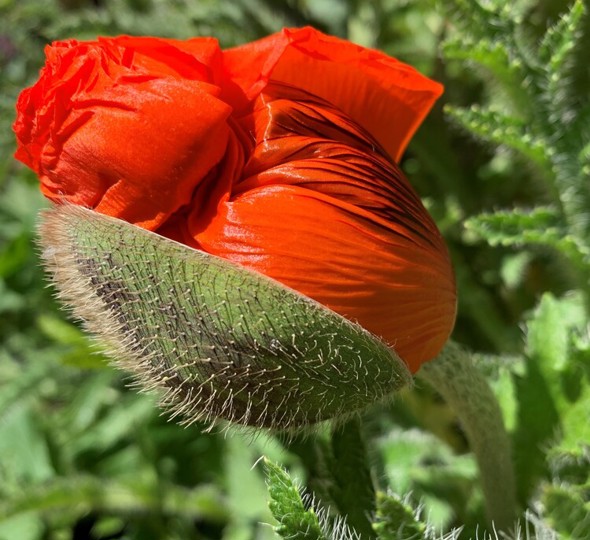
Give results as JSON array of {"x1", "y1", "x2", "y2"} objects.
[{"x1": 0, "y1": 0, "x2": 588, "y2": 539}]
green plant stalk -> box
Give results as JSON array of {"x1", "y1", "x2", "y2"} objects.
[
  {"x1": 418, "y1": 341, "x2": 517, "y2": 531},
  {"x1": 329, "y1": 418, "x2": 376, "y2": 539}
]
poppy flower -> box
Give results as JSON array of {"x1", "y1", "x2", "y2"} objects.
[{"x1": 14, "y1": 27, "x2": 456, "y2": 373}]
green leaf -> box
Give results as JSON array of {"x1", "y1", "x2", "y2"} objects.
[
  {"x1": 90, "y1": 517, "x2": 126, "y2": 539},
  {"x1": 0, "y1": 514, "x2": 43, "y2": 540},
  {"x1": 549, "y1": 449, "x2": 590, "y2": 490},
  {"x1": 38, "y1": 205, "x2": 411, "y2": 431},
  {"x1": 525, "y1": 293, "x2": 586, "y2": 375},
  {"x1": 224, "y1": 434, "x2": 273, "y2": 523},
  {"x1": 542, "y1": 484, "x2": 590, "y2": 540},
  {"x1": 264, "y1": 458, "x2": 326, "y2": 540},
  {"x1": 445, "y1": 105, "x2": 551, "y2": 167},
  {"x1": 512, "y1": 292, "x2": 588, "y2": 504},
  {"x1": 511, "y1": 320, "x2": 559, "y2": 508},
  {"x1": 465, "y1": 206, "x2": 588, "y2": 268},
  {"x1": 557, "y1": 378, "x2": 590, "y2": 456},
  {"x1": 0, "y1": 351, "x2": 56, "y2": 420},
  {"x1": 72, "y1": 393, "x2": 157, "y2": 456},
  {"x1": 579, "y1": 140, "x2": 590, "y2": 177},
  {"x1": 0, "y1": 475, "x2": 228, "y2": 524},
  {"x1": 373, "y1": 492, "x2": 427, "y2": 540},
  {"x1": 37, "y1": 314, "x2": 109, "y2": 369},
  {"x1": 442, "y1": 40, "x2": 530, "y2": 109},
  {"x1": 0, "y1": 403, "x2": 54, "y2": 487},
  {"x1": 441, "y1": 0, "x2": 512, "y2": 41},
  {"x1": 541, "y1": 0, "x2": 589, "y2": 144},
  {"x1": 57, "y1": 370, "x2": 119, "y2": 440},
  {"x1": 539, "y1": 0, "x2": 585, "y2": 73},
  {"x1": 465, "y1": 206, "x2": 559, "y2": 239},
  {"x1": 36, "y1": 315, "x2": 87, "y2": 346}
]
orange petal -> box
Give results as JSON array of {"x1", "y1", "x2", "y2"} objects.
[
  {"x1": 224, "y1": 27, "x2": 443, "y2": 161},
  {"x1": 36, "y1": 76, "x2": 231, "y2": 229},
  {"x1": 104, "y1": 35, "x2": 223, "y2": 80},
  {"x1": 15, "y1": 38, "x2": 233, "y2": 230},
  {"x1": 186, "y1": 185, "x2": 456, "y2": 373},
  {"x1": 237, "y1": 85, "x2": 437, "y2": 241}
]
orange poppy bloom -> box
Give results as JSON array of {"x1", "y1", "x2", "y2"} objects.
[{"x1": 14, "y1": 27, "x2": 456, "y2": 373}]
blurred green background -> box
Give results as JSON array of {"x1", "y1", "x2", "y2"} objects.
[{"x1": 1, "y1": 1, "x2": 588, "y2": 539}]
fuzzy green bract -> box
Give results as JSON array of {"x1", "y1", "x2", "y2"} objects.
[{"x1": 38, "y1": 205, "x2": 411, "y2": 431}]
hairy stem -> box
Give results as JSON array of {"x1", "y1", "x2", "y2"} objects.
[
  {"x1": 418, "y1": 342, "x2": 517, "y2": 531},
  {"x1": 329, "y1": 418, "x2": 376, "y2": 539}
]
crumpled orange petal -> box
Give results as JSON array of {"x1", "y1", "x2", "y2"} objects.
[
  {"x1": 223, "y1": 27, "x2": 443, "y2": 162},
  {"x1": 14, "y1": 37, "x2": 233, "y2": 229}
]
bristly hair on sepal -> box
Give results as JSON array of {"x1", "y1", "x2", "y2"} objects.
[{"x1": 37, "y1": 204, "x2": 412, "y2": 433}]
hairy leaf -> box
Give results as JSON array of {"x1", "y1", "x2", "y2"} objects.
[
  {"x1": 465, "y1": 206, "x2": 589, "y2": 270},
  {"x1": 542, "y1": 484, "x2": 590, "y2": 540},
  {"x1": 264, "y1": 458, "x2": 326, "y2": 540},
  {"x1": 373, "y1": 492, "x2": 427, "y2": 540},
  {"x1": 539, "y1": 0, "x2": 585, "y2": 73},
  {"x1": 442, "y1": 40, "x2": 530, "y2": 109},
  {"x1": 441, "y1": 0, "x2": 513, "y2": 41},
  {"x1": 445, "y1": 105, "x2": 551, "y2": 167}
]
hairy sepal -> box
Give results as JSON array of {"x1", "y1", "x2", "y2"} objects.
[{"x1": 38, "y1": 205, "x2": 411, "y2": 431}]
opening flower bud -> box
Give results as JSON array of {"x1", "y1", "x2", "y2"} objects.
[{"x1": 17, "y1": 28, "x2": 457, "y2": 428}]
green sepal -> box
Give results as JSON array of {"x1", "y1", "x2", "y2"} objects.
[{"x1": 38, "y1": 205, "x2": 411, "y2": 431}]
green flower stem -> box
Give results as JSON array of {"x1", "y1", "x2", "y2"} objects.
[
  {"x1": 329, "y1": 418, "x2": 377, "y2": 539},
  {"x1": 287, "y1": 419, "x2": 377, "y2": 539},
  {"x1": 418, "y1": 341, "x2": 517, "y2": 531}
]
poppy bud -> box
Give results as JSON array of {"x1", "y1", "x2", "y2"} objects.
[{"x1": 18, "y1": 28, "x2": 457, "y2": 428}]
